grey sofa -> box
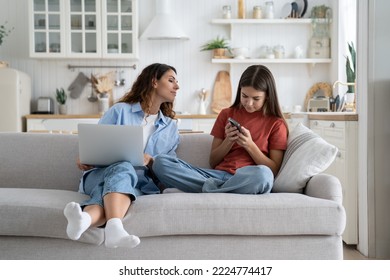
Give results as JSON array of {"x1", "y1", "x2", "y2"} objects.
[{"x1": 0, "y1": 132, "x2": 346, "y2": 259}]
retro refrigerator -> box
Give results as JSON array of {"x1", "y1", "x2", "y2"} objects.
[{"x1": 0, "y1": 68, "x2": 31, "y2": 132}]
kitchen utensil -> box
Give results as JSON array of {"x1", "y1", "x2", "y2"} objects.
[
  {"x1": 87, "y1": 84, "x2": 98, "y2": 102},
  {"x1": 281, "y1": 3, "x2": 292, "y2": 18},
  {"x1": 296, "y1": 0, "x2": 308, "y2": 17},
  {"x1": 334, "y1": 94, "x2": 340, "y2": 111},
  {"x1": 291, "y1": 2, "x2": 299, "y2": 18},
  {"x1": 115, "y1": 70, "x2": 126, "y2": 87},
  {"x1": 211, "y1": 71, "x2": 232, "y2": 114},
  {"x1": 114, "y1": 71, "x2": 121, "y2": 86}
]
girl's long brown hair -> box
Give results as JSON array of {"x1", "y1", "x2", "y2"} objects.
[
  {"x1": 118, "y1": 63, "x2": 177, "y2": 118},
  {"x1": 231, "y1": 65, "x2": 288, "y2": 131}
]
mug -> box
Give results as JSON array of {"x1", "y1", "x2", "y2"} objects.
[
  {"x1": 293, "y1": 105, "x2": 302, "y2": 113},
  {"x1": 294, "y1": 45, "x2": 304, "y2": 58}
]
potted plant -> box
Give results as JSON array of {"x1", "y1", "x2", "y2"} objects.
[
  {"x1": 345, "y1": 41, "x2": 356, "y2": 93},
  {"x1": 200, "y1": 36, "x2": 230, "y2": 58},
  {"x1": 0, "y1": 21, "x2": 14, "y2": 68},
  {"x1": 56, "y1": 88, "x2": 68, "y2": 114},
  {"x1": 344, "y1": 42, "x2": 356, "y2": 108}
]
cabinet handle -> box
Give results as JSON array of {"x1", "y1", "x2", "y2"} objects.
[
  {"x1": 313, "y1": 121, "x2": 318, "y2": 126},
  {"x1": 330, "y1": 122, "x2": 335, "y2": 128},
  {"x1": 337, "y1": 151, "x2": 341, "y2": 158}
]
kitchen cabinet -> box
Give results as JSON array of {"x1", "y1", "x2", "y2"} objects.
[
  {"x1": 26, "y1": 115, "x2": 100, "y2": 133},
  {"x1": 309, "y1": 116, "x2": 358, "y2": 244},
  {"x1": 29, "y1": 0, "x2": 138, "y2": 59},
  {"x1": 210, "y1": 19, "x2": 331, "y2": 68},
  {"x1": 25, "y1": 114, "x2": 217, "y2": 134},
  {"x1": 177, "y1": 115, "x2": 217, "y2": 133},
  {"x1": 285, "y1": 113, "x2": 306, "y2": 131}
]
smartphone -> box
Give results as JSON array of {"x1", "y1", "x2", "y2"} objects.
[{"x1": 228, "y1": 117, "x2": 242, "y2": 133}]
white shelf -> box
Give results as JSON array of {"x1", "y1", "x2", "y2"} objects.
[
  {"x1": 211, "y1": 18, "x2": 313, "y2": 25},
  {"x1": 212, "y1": 58, "x2": 331, "y2": 64}
]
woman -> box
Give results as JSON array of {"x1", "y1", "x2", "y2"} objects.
[
  {"x1": 153, "y1": 64, "x2": 288, "y2": 194},
  {"x1": 64, "y1": 63, "x2": 180, "y2": 249}
]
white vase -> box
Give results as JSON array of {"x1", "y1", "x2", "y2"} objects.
[
  {"x1": 98, "y1": 93, "x2": 109, "y2": 115},
  {"x1": 58, "y1": 104, "x2": 67, "y2": 115},
  {"x1": 199, "y1": 100, "x2": 206, "y2": 115},
  {"x1": 345, "y1": 92, "x2": 355, "y2": 104}
]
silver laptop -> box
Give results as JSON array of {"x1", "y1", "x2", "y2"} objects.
[{"x1": 78, "y1": 123, "x2": 144, "y2": 166}]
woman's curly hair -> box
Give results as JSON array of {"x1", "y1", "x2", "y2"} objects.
[{"x1": 118, "y1": 63, "x2": 177, "y2": 118}]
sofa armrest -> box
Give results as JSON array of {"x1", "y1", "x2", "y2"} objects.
[{"x1": 304, "y1": 173, "x2": 343, "y2": 204}]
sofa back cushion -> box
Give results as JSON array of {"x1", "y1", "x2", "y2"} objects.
[
  {"x1": 0, "y1": 133, "x2": 82, "y2": 191},
  {"x1": 0, "y1": 132, "x2": 213, "y2": 191},
  {"x1": 177, "y1": 133, "x2": 212, "y2": 168}
]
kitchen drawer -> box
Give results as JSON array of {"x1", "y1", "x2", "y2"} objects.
[
  {"x1": 310, "y1": 120, "x2": 346, "y2": 129},
  {"x1": 27, "y1": 118, "x2": 99, "y2": 133},
  {"x1": 309, "y1": 120, "x2": 346, "y2": 149},
  {"x1": 322, "y1": 127, "x2": 345, "y2": 149}
]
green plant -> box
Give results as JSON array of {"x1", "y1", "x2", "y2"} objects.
[
  {"x1": 200, "y1": 36, "x2": 229, "y2": 51},
  {"x1": 346, "y1": 42, "x2": 356, "y2": 93},
  {"x1": 0, "y1": 21, "x2": 14, "y2": 46},
  {"x1": 56, "y1": 88, "x2": 67, "y2": 105}
]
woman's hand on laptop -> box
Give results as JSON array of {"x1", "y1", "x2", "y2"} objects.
[{"x1": 76, "y1": 157, "x2": 95, "y2": 171}]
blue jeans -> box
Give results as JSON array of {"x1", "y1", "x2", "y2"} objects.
[
  {"x1": 152, "y1": 154, "x2": 274, "y2": 194},
  {"x1": 80, "y1": 161, "x2": 160, "y2": 207}
]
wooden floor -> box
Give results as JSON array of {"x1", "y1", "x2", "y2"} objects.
[{"x1": 343, "y1": 243, "x2": 369, "y2": 260}]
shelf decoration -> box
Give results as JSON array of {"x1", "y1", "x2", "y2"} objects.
[
  {"x1": 309, "y1": 5, "x2": 332, "y2": 59},
  {"x1": 200, "y1": 36, "x2": 230, "y2": 58},
  {"x1": 91, "y1": 72, "x2": 115, "y2": 115}
]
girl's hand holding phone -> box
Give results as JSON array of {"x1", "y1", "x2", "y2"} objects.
[{"x1": 236, "y1": 126, "x2": 254, "y2": 148}]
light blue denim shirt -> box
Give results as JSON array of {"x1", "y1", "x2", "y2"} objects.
[
  {"x1": 78, "y1": 102, "x2": 180, "y2": 194},
  {"x1": 98, "y1": 102, "x2": 180, "y2": 156}
]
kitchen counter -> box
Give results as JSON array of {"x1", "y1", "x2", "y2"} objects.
[
  {"x1": 306, "y1": 112, "x2": 358, "y2": 121},
  {"x1": 25, "y1": 114, "x2": 101, "y2": 119},
  {"x1": 26, "y1": 113, "x2": 358, "y2": 121},
  {"x1": 25, "y1": 114, "x2": 218, "y2": 119}
]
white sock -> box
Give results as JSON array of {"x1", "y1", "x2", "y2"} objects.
[
  {"x1": 63, "y1": 202, "x2": 91, "y2": 240},
  {"x1": 104, "y1": 218, "x2": 140, "y2": 249}
]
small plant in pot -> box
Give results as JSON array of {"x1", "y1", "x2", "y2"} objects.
[
  {"x1": 0, "y1": 21, "x2": 14, "y2": 67},
  {"x1": 343, "y1": 42, "x2": 356, "y2": 111},
  {"x1": 56, "y1": 88, "x2": 68, "y2": 114},
  {"x1": 345, "y1": 41, "x2": 356, "y2": 94},
  {"x1": 200, "y1": 36, "x2": 230, "y2": 58}
]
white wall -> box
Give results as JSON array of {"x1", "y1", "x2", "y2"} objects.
[{"x1": 0, "y1": 0, "x2": 330, "y2": 115}]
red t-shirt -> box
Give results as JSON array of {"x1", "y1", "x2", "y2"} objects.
[{"x1": 210, "y1": 107, "x2": 288, "y2": 174}]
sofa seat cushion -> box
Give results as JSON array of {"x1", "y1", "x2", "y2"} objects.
[
  {"x1": 0, "y1": 189, "x2": 345, "y2": 243},
  {"x1": 0, "y1": 188, "x2": 103, "y2": 245},
  {"x1": 126, "y1": 192, "x2": 346, "y2": 237}
]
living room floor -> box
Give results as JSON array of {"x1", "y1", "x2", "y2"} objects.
[{"x1": 343, "y1": 243, "x2": 368, "y2": 260}]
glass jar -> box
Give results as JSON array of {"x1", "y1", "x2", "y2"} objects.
[
  {"x1": 253, "y1": 6, "x2": 262, "y2": 19},
  {"x1": 273, "y1": 45, "x2": 285, "y2": 59},
  {"x1": 264, "y1": 1, "x2": 274, "y2": 19},
  {"x1": 222, "y1": 5, "x2": 232, "y2": 19}
]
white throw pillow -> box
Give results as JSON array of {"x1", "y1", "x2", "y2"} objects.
[{"x1": 273, "y1": 123, "x2": 338, "y2": 193}]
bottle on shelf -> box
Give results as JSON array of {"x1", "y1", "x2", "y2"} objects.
[
  {"x1": 264, "y1": 1, "x2": 274, "y2": 19},
  {"x1": 238, "y1": 0, "x2": 245, "y2": 19}
]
